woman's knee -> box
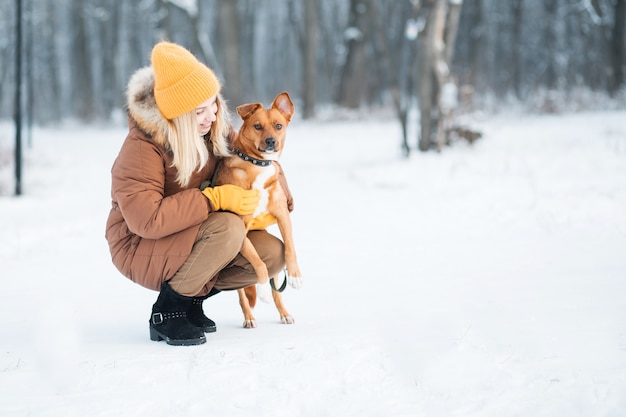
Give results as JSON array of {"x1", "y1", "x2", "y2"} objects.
[{"x1": 198, "y1": 212, "x2": 246, "y2": 252}]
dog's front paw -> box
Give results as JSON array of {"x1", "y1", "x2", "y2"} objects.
[
  {"x1": 287, "y1": 275, "x2": 303, "y2": 290},
  {"x1": 281, "y1": 314, "x2": 295, "y2": 324},
  {"x1": 257, "y1": 282, "x2": 272, "y2": 304},
  {"x1": 243, "y1": 319, "x2": 257, "y2": 328}
]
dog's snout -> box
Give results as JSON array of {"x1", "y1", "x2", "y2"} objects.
[{"x1": 265, "y1": 137, "x2": 276, "y2": 147}]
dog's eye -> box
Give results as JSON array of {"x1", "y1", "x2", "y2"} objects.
[
  {"x1": 275, "y1": 123, "x2": 283, "y2": 130},
  {"x1": 253, "y1": 123, "x2": 262, "y2": 130}
]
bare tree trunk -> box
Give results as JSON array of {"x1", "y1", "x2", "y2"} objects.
[
  {"x1": 444, "y1": 1, "x2": 461, "y2": 65},
  {"x1": 418, "y1": 1, "x2": 440, "y2": 152},
  {"x1": 189, "y1": 14, "x2": 215, "y2": 71},
  {"x1": 69, "y1": 0, "x2": 94, "y2": 121},
  {"x1": 25, "y1": 0, "x2": 34, "y2": 141},
  {"x1": 418, "y1": 0, "x2": 462, "y2": 152},
  {"x1": 543, "y1": 0, "x2": 558, "y2": 90},
  {"x1": 609, "y1": 0, "x2": 625, "y2": 95},
  {"x1": 466, "y1": 0, "x2": 483, "y2": 90},
  {"x1": 510, "y1": 0, "x2": 523, "y2": 99},
  {"x1": 371, "y1": 0, "x2": 420, "y2": 157},
  {"x1": 437, "y1": 0, "x2": 462, "y2": 150},
  {"x1": 100, "y1": 0, "x2": 119, "y2": 120},
  {"x1": 316, "y1": 1, "x2": 345, "y2": 104},
  {"x1": 37, "y1": 0, "x2": 62, "y2": 124},
  {"x1": 338, "y1": 0, "x2": 369, "y2": 108},
  {"x1": 431, "y1": 0, "x2": 448, "y2": 151},
  {"x1": 217, "y1": 0, "x2": 242, "y2": 106},
  {"x1": 303, "y1": 0, "x2": 318, "y2": 119}
]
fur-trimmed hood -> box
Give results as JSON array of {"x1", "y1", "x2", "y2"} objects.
[{"x1": 126, "y1": 66, "x2": 169, "y2": 146}]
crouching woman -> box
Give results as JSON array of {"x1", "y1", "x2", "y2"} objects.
[{"x1": 105, "y1": 42, "x2": 289, "y2": 346}]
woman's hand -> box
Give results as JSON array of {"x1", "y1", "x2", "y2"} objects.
[{"x1": 202, "y1": 185, "x2": 260, "y2": 215}]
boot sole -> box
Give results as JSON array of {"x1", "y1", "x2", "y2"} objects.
[{"x1": 149, "y1": 326, "x2": 206, "y2": 346}]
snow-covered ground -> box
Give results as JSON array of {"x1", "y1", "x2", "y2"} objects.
[{"x1": 1, "y1": 109, "x2": 625, "y2": 417}]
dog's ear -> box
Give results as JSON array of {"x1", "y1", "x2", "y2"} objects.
[
  {"x1": 272, "y1": 92, "x2": 294, "y2": 122},
  {"x1": 237, "y1": 103, "x2": 263, "y2": 120}
]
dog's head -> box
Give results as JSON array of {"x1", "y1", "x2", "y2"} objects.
[{"x1": 234, "y1": 92, "x2": 294, "y2": 161}]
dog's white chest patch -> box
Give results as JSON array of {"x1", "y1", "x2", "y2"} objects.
[{"x1": 252, "y1": 165, "x2": 276, "y2": 217}]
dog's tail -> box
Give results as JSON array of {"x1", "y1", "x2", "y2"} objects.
[{"x1": 244, "y1": 285, "x2": 257, "y2": 308}]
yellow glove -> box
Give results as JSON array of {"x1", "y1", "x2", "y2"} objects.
[
  {"x1": 247, "y1": 212, "x2": 278, "y2": 230},
  {"x1": 202, "y1": 185, "x2": 260, "y2": 216}
]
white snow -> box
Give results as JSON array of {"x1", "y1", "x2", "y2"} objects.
[{"x1": 1, "y1": 109, "x2": 625, "y2": 416}]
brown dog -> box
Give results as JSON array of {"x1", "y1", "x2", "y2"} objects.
[{"x1": 215, "y1": 92, "x2": 302, "y2": 328}]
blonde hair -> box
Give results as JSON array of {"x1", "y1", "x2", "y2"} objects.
[
  {"x1": 209, "y1": 94, "x2": 231, "y2": 158},
  {"x1": 167, "y1": 93, "x2": 231, "y2": 187}
]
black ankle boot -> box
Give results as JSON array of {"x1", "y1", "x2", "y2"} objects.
[
  {"x1": 187, "y1": 288, "x2": 220, "y2": 333},
  {"x1": 149, "y1": 281, "x2": 206, "y2": 346}
]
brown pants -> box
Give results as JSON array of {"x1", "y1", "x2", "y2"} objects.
[{"x1": 168, "y1": 212, "x2": 285, "y2": 297}]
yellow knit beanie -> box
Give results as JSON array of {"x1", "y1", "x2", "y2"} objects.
[{"x1": 151, "y1": 42, "x2": 221, "y2": 120}]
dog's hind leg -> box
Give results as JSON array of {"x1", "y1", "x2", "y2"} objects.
[
  {"x1": 237, "y1": 288, "x2": 257, "y2": 328},
  {"x1": 271, "y1": 291, "x2": 294, "y2": 324}
]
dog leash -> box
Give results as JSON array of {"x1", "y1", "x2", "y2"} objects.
[
  {"x1": 200, "y1": 159, "x2": 223, "y2": 190},
  {"x1": 270, "y1": 269, "x2": 288, "y2": 292}
]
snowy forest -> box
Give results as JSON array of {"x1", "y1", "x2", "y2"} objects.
[
  {"x1": 1, "y1": 2, "x2": 626, "y2": 414},
  {"x1": 0, "y1": 0, "x2": 625, "y2": 137}
]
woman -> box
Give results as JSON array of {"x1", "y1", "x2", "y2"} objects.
[{"x1": 105, "y1": 42, "x2": 292, "y2": 346}]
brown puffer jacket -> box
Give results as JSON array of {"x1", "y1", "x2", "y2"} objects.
[{"x1": 105, "y1": 67, "x2": 218, "y2": 291}]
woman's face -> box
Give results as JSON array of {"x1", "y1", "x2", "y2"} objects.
[{"x1": 196, "y1": 96, "x2": 218, "y2": 136}]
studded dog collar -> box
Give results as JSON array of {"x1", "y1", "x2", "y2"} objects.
[{"x1": 232, "y1": 148, "x2": 273, "y2": 167}]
